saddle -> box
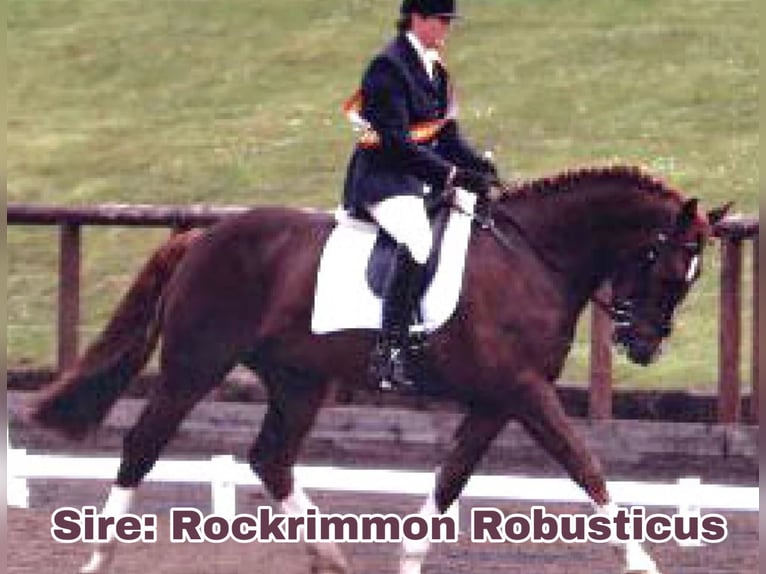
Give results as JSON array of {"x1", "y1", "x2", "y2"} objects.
[
  {"x1": 310, "y1": 188, "x2": 477, "y2": 336},
  {"x1": 365, "y1": 203, "x2": 451, "y2": 298}
]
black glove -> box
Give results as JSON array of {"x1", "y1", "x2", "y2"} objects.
[
  {"x1": 476, "y1": 156, "x2": 498, "y2": 178},
  {"x1": 453, "y1": 168, "x2": 494, "y2": 196}
]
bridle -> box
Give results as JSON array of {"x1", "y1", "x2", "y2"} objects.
[
  {"x1": 608, "y1": 230, "x2": 702, "y2": 339},
  {"x1": 447, "y1": 186, "x2": 702, "y2": 336}
]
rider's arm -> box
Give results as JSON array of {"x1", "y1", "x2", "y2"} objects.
[{"x1": 438, "y1": 120, "x2": 497, "y2": 176}]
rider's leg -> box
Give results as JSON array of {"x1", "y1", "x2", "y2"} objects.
[
  {"x1": 368, "y1": 195, "x2": 432, "y2": 266},
  {"x1": 368, "y1": 195, "x2": 432, "y2": 388},
  {"x1": 383, "y1": 246, "x2": 425, "y2": 348}
]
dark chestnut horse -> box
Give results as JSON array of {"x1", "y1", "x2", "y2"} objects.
[{"x1": 32, "y1": 165, "x2": 728, "y2": 574}]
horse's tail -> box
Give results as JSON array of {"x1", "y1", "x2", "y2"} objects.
[{"x1": 30, "y1": 229, "x2": 203, "y2": 440}]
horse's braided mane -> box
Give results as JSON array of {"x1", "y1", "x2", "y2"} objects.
[{"x1": 506, "y1": 164, "x2": 684, "y2": 203}]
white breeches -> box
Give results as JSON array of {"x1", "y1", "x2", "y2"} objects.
[{"x1": 368, "y1": 195, "x2": 433, "y2": 265}]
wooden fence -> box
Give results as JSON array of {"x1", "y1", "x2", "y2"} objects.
[
  {"x1": 6, "y1": 203, "x2": 759, "y2": 423},
  {"x1": 7, "y1": 393, "x2": 758, "y2": 484}
]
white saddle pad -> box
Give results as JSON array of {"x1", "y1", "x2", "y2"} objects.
[{"x1": 311, "y1": 189, "x2": 477, "y2": 334}]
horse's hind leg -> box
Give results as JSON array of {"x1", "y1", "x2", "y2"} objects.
[
  {"x1": 80, "y1": 358, "x2": 230, "y2": 574},
  {"x1": 514, "y1": 374, "x2": 662, "y2": 574},
  {"x1": 247, "y1": 367, "x2": 348, "y2": 574}
]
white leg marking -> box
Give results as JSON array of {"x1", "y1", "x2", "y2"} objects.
[
  {"x1": 280, "y1": 486, "x2": 348, "y2": 574},
  {"x1": 280, "y1": 486, "x2": 315, "y2": 516},
  {"x1": 400, "y1": 490, "x2": 458, "y2": 574},
  {"x1": 624, "y1": 539, "x2": 661, "y2": 573},
  {"x1": 595, "y1": 503, "x2": 661, "y2": 574},
  {"x1": 80, "y1": 486, "x2": 136, "y2": 574}
]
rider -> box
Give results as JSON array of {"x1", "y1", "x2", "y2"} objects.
[{"x1": 342, "y1": 0, "x2": 502, "y2": 390}]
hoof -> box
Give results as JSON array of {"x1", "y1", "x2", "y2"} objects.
[
  {"x1": 309, "y1": 562, "x2": 349, "y2": 574},
  {"x1": 307, "y1": 542, "x2": 350, "y2": 574},
  {"x1": 79, "y1": 549, "x2": 114, "y2": 574}
]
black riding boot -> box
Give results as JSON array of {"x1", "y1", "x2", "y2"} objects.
[{"x1": 371, "y1": 247, "x2": 425, "y2": 390}]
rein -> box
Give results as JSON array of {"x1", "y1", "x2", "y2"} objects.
[{"x1": 448, "y1": 189, "x2": 617, "y2": 319}]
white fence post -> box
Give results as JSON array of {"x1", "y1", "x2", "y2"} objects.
[
  {"x1": 676, "y1": 476, "x2": 704, "y2": 547},
  {"x1": 211, "y1": 455, "x2": 237, "y2": 518},
  {"x1": 8, "y1": 447, "x2": 30, "y2": 509}
]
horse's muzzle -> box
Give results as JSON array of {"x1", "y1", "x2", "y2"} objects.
[
  {"x1": 613, "y1": 325, "x2": 664, "y2": 366},
  {"x1": 626, "y1": 340, "x2": 662, "y2": 366}
]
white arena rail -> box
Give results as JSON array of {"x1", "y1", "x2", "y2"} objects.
[{"x1": 8, "y1": 448, "x2": 758, "y2": 520}]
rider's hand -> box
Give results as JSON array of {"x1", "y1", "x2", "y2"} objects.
[
  {"x1": 476, "y1": 156, "x2": 498, "y2": 178},
  {"x1": 453, "y1": 168, "x2": 494, "y2": 196}
]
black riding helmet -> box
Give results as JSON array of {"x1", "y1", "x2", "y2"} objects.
[{"x1": 400, "y1": 0, "x2": 460, "y2": 18}]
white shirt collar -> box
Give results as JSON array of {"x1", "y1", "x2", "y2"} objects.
[{"x1": 406, "y1": 31, "x2": 441, "y2": 80}]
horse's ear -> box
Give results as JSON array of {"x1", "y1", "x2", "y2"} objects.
[
  {"x1": 676, "y1": 198, "x2": 699, "y2": 231},
  {"x1": 706, "y1": 201, "x2": 734, "y2": 227}
]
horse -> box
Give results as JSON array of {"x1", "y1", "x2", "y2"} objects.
[{"x1": 30, "y1": 165, "x2": 730, "y2": 574}]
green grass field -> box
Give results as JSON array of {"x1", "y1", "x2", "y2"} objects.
[{"x1": 7, "y1": 0, "x2": 757, "y2": 390}]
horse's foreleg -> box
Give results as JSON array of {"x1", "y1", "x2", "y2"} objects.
[
  {"x1": 400, "y1": 408, "x2": 508, "y2": 574},
  {"x1": 248, "y1": 372, "x2": 348, "y2": 574},
  {"x1": 515, "y1": 376, "x2": 661, "y2": 574}
]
